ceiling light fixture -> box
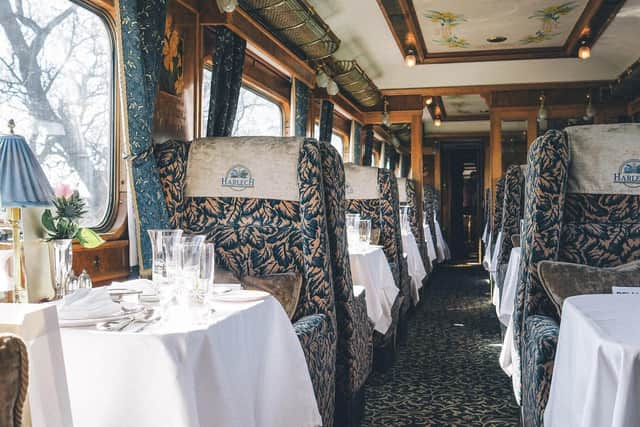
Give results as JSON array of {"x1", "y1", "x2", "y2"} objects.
[
  {"x1": 425, "y1": 97, "x2": 433, "y2": 106},
  {"x1": 327, "y1": 79, "x2": 339, "y2": 96},
  {"x1": 405, "y1": 49, "x2": 417, "y2": 67},
  {"x1": 578, "y1": 41, "x2": 591, "y2": 60},
  {"x1": 216, "y1": 0, "x2": 238, "y2": 13},
  {"x1": 487, "y1": 36, "x2": 507, "y2": 43},
  {"x1": 434, "y1": 116, "x2": 442, "y2": 127},
  {"x1": 382, "y1": 98, "x2": 391, "y2": 127},
  {"x1": 316, "y1": 70, "x2": 329, "y2": 88}
]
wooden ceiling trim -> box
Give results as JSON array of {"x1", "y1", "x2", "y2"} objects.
[
  {"x1": 362, "y1": 109, "x2": 422, "y2": 124},
  {"x1": 377, "y1": 0, "x2": 625, "y2": 64},
  {"x1": 381, "y1": 81, "x2": 611, "y2": 97}
]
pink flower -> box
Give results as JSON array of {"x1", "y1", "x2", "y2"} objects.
[{"x1": 55, "y1": 183, "x2": 74, "y2": 199}]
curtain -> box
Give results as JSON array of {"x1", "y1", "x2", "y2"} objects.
[
  {"x1": 117, "y1": 0, "x2": 170, "y2": 274},
  {"x1": 352, "y1": 121, "x2": 362, "y2": 165},
  {"x1": 388, "y1": 148, "x2": 397, "y2": 172},
  {"x1": 362, "y1": 125, "x2": 374, "y2": 166},
  {"x1": 206, "y1": 27, "x2": 246, "y2": 137},
  {"x1": 401, "y1": 154, "x2": 410, "y2": 177},
  {"x1": 294, "y1": 79, "x2": 310, "y2": 137},
  {"x1": 319, "y1": 100, "x2": 334, "y2": 142}
]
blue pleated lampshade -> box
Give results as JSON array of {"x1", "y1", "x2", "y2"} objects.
[{"x1": 0, "y1": 133, "x2": 54, "y2": 207}]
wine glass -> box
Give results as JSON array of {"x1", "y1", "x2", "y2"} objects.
[
  {"x1": 359, "y1": 219, "x2": 371, "y2": 248},
  {"x1": 147, "y1": 229, "x2": 183, "y2": 296}
]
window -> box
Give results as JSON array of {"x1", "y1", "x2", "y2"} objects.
[
  {"x1": 313, "y1": 123, "x2": 344, "y2": 157},
  {"x1": 202, "y1": 69, "x2": 283, "y2": 137},
  {"x1": 0, "y1": 0, "x2": 115, "y2": 228}
]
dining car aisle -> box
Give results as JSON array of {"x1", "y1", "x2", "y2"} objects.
[{"x1": 363, "y1": 265, "x2": 519, "y2": 426}]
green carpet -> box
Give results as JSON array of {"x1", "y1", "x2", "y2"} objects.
[{"x1": 362, "y1": 266, "x2": 520, "y2": 426}]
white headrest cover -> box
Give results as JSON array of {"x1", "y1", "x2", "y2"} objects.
[
  {"x1": 565, "y1": 124, "x2": 640, "y2": 195},
  {"x1": 397, "y1": 177, "x2": 408, "y2": 203},
  {"x1": 344, "y1": 164, "x2": 380, "y2": 200},
  {"x1": 184, "y1": 137, "x2": 303, "y2": 201}
]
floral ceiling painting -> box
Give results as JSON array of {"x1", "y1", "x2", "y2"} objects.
[
  {"x1": 415, "y1": 0, "x2": 588, "y2": 53},
  {"x1": 442, "y1": 95, "x2": 489, "y2": 117}
]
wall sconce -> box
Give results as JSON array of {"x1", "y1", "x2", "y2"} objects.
[
  {"x1": 584, "y1": 91, "x2": 596, "y2": 119},
  {"x1": 327, "y1": 79, "x2": 339, "y2": 96},
  {"x1": 425, "y1": 97, "x2": 433, "y2": 106},
  {"x1": 537, "y1": 93, "x2": 548, "y2": 121},
  {"x1": 382, "y1": 98, "x2": 391, "y2": 127},
  {"x1": 316, "y1": 70, "x2": 329, "y2": 88},
  {"x1": 434, "y1": 116, "x2": 442, "y2": 127}
]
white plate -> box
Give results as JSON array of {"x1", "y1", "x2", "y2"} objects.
[
  {"x1": 58, "y1": 306, "x2": 145, "y2": 328},
  {"x1": 210, "y1": 290, "x2": 270, "y2": 303}
]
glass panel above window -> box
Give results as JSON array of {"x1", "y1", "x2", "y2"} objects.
[
  {"x1": 201, "y1": 70, "x2": 283, "y2": 137},
  {"x1": 0, "y1": 0, "x2": 114, "y2": 228}
]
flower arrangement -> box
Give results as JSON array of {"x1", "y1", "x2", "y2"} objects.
[{"x1": 41, "y1": 184, "x2": 105, "y2": 248}]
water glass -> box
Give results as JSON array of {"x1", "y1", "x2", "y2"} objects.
[
  {"x1": 147, "y1": 229, "x2": 183, "y2": 295},
  {"x1": 179, "y1": 235, "x2": 206, "y2": 289},
  {"x1": 359, "y1": 219, "x2": 371, "y2": 247},
  {"x1": 346, "y1": 213, "x2": 361, "y2": 249},
  {"x1": 400, "y1": 207, "x2": 410, "y2": 233},
  {"x1": 196, "y1": 243, "x2": 215, "y2": 302}
]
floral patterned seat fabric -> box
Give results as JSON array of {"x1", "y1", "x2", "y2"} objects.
[
  {"x1": 318, "y1": 142, "x2": 373, "y2": 426},
  {"x1": 513, "y1": 124, "x2": 640, "y2": 427},
  {"x1": 423, "y1": 185, "x2": 439, "y2": 253},
  {"x1": 492, "y1": 177, "x2": 506, "y2": 254},
  {"x1": 496, "y1": 165, "x2": 525, "y2": 294},
  {"x1": 344, "y1": 165, "x2": 404, "y2": 349},
  {"x1": 155, "y1": 137, "x2": 337, "y2": 426}
]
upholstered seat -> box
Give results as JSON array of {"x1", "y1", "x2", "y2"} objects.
[
  {"x1": 496, "y1": 165, "x2": 525, "y2": 300},
  {"x1": 318, "y1": 141, "x2": 373, "y2": 426},
  {"x1": 423, "y1": 185, "x2": 439, "y2": 259},
  {"x1": 513, "y1": 124, "x2": 640, "y2": 427},
  {"x1": 344, "y1": 164, "x2": 406, "y2": 367},
  {"x1": 398, "y1": 177, "x2": 430, "y2": 273},
  {"x1": 155, "y1": 137, "x2": 337, "y2": 426},
  {"x1": 0, "y1": 334, "x2": 28, "y2": 427}
]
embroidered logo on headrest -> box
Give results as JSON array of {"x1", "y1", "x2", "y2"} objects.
[
  {"x1": 221, "y1": 165, "x2": 255, "y2": 191},
  {"x1": 614, "y1": 160, "x2": 640, "y2": 188},
  {"x1": 345, "y1": 183, "x2": 354, "y2": 195}
]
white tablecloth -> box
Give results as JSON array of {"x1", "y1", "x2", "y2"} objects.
[
  {"x1": 497, "y1": 247, "x2": 522, "y2": 403},
  {"x1": 401, "y1": 231, "x2": 427, "y2": 304},
  {"x1": 423, "y1": 222, "x2": 437, "y2": 266},
  {"x1": 349, "y1": 245, "x2": 399, "y2": 334},
  {"x1": 61, "y1": 296, "x2": 322, "y2": 427},
  {"x1": 545, "y1": 295, "x2": 640, "y2": 427},
  {"x1": 434, "y1": 219, "x2": 451, "y2": 262}
]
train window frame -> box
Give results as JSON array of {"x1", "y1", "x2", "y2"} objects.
[
  {"x1": 201, "y1": 65, "x2": 286, "y2": 137},
  {"x1": 0, "y1": 0, "x2": 119, "y2": 233}
]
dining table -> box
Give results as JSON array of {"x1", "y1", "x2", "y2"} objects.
[
  {"x1": 59, "y1": 292, "x2": 322, "y2": 427},
  {"x1": 544, "y1": 294, "x2": 640, "y2": 427},
  {"x1": 348, "y1": 244, "x2": 399, "y2": 334},
  {"x1": 401, "y1": 230, "x2": 427, "y2": 304}
]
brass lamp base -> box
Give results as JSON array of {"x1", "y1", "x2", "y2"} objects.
[{"x1": 7, "y1": 207, "x2": 28, "y2": 303}]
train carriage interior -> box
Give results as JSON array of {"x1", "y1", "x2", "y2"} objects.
[{"x1": 1, "y1": 0, "x2": 640, "y2": 426}]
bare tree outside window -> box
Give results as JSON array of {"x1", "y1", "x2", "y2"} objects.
[
  {"x1": 0, "y1": 0, "x2": 113, "y2": 227},
  {"x1": 202, "y1": 69, "x2": 283, "y2": 137}
]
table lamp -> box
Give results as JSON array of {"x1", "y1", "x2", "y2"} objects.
[{"x1": 0, "y1": 119, "x2": 54, "y2": 302}]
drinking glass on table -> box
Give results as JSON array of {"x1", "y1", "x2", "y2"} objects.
[
  {"x1": 177, "y1": 235, "x2": 206, "y2": 304},
  {"x1": 359, "y1": 219, "x2": 371, "y2": 248},
  {"x1": 346, "y1": 213, "x2": 361, "y2": 250},
  {"x1": 147, "y1": 229, "x2": 183, "y2": 296},
  {"x1": 196, "y1": 243, "x2": 215, "y2": 303}
]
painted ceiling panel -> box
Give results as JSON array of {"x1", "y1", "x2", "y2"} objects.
[
  {"x1": 415, "y1": 0, "x2": 588, "y2": 53},
  {"x1": 442, "y1": 94, "x2": 489, "y2": 117}
]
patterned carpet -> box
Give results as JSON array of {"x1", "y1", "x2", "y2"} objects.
[{"x1": 362, "y1": 265, "x2": 520, "y2": 426}]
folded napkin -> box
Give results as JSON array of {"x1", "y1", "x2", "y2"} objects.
[
  {"x1": 110, "y1": 279, "x2": 156, "y2": 296},
  {"x1": 58, "y1": 288, "x2": 122, "y2": 320}
]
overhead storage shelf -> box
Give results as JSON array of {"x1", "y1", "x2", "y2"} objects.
[
  {"x1": 239, "y1": 0, "x2": 340, "y2": 60},
  {"x1": 332, "y1": 60, "x2": 381, "y2": 108}
]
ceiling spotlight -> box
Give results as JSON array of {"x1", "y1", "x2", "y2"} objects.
[
  {"x1": 425, "y1": 97, "x2": 433, "y2": 106},
  {"x1": 327, "y1": 79, "x2": 339, "y2": 96},
  {"x1": 316, "y1": 70, "x2": 329, "y2": 88},
  {"x1": 216, "y1": 0, "x2": 238, "y2": 13},
  {"x1": 405, "y1": 49, "x2": 417, "y2": 67},
  {"x1": 537, "y1": 93, "x2": 548, "y2": 121},
  {"x1": 434, "y1": 116, "x2": 442, "y2": 127},
  {"x1": 578, "y1": 44, "x2": 591, "y2": 60}
]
